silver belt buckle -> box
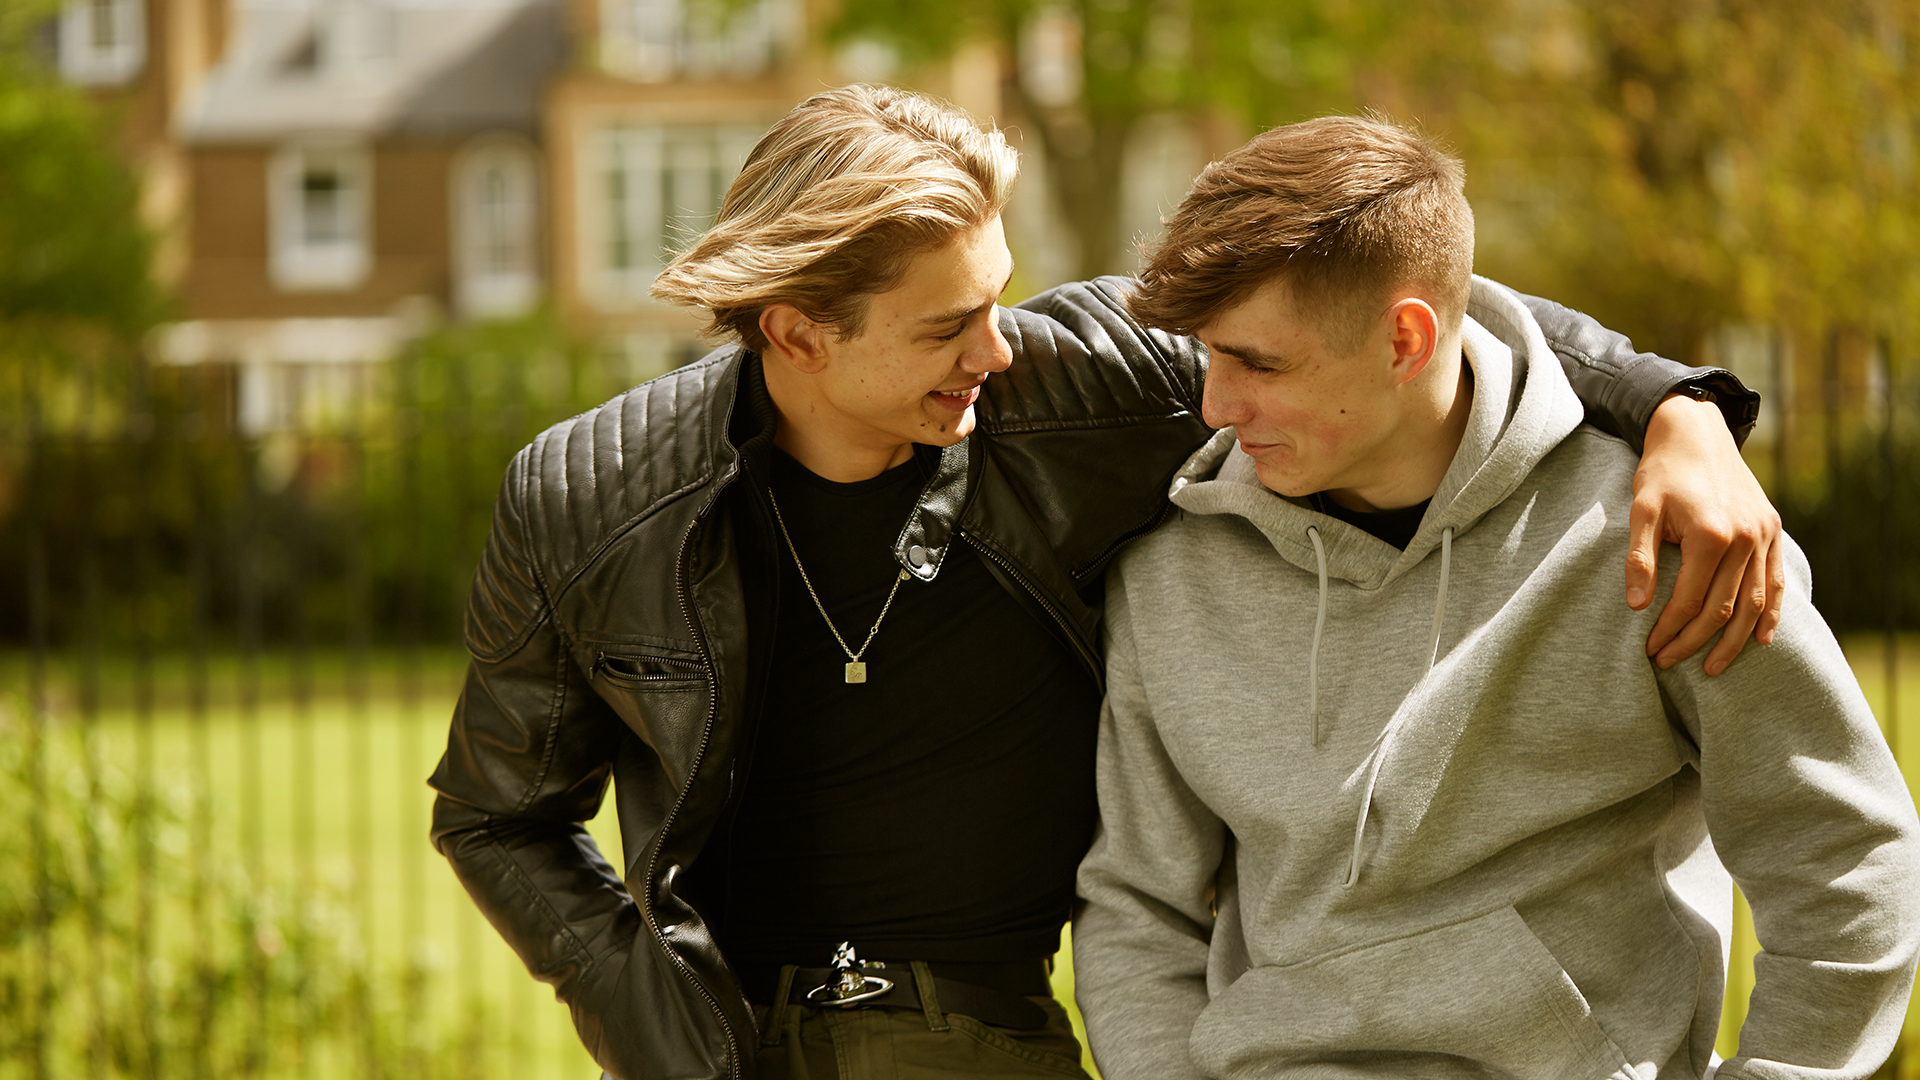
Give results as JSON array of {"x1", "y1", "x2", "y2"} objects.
[{"x1": 803, "y1": 942, "x2": 894, "y2": 1008}]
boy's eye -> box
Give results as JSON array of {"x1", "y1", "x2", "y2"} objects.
[{"x1": 934, "y1": 324, "x2": 966, "y2": 343}]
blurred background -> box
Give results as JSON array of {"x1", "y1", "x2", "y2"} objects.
[{"x1": 1, "y1": 0, "x2": 1917, "y2": 1075}]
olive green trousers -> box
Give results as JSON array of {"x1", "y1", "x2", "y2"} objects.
[{"x1": 751, "y1": 962, "x2": 1092, "y2": 1080}]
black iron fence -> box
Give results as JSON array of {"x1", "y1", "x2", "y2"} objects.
[
  {"x1": 3, "y1": 318, "x2": 1919, "y2": 1078},
  {"x1": 1, "y1": 316, "x2": 648, "y2": 1079}
]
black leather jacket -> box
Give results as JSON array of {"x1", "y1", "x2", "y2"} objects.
[{"x1": 428, "y1": 278, "x2": 1756, "y2": 1080}]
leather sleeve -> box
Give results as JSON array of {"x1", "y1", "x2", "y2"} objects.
[
  {"x1": 1040, "y1": 277, "x2": 1759, "y2": 458},
  {"x1": 1008, "y1": 276, "x2": 1211, "y2": 419},
  {"x1": 428, "y1": 450, "x2": 728, "y2": 1080},
  {"x1": 1518, "y1": 291, "x2": 1761, "y2": 454}
]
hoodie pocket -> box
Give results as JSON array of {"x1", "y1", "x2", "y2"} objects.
[{"x1": 1189, "y1": 906, "x2": 1635, "y2": 1080}]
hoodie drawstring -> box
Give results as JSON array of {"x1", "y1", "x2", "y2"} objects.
[
  {"x1": 1428, "y1": 527, "x2": 1452, "y2": 669},
  {"x1": 1306, "y1": 526, "x2": 1329, "y2": 747},
  {"x1": 1342, "y1": 526, "x2": 1453, "y2": 889}
]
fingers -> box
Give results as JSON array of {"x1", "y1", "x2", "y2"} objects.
[
  {"x1": 1644, "y1": 513, "x2": 1723, "y2": 658},
  {"x1": 1630, "y1": 391, "x2": 1785, "y2": 673},
  {"x1": 1701, "y1": 543, "x2": 1770, "y2": 675},
  {"x1": 1624, "y1": 492, "x2": 1663, "y2": 611},
  {"x1": 1756, "y1": 533, "x2": 1786, "y2": 646},
  {"x1": 1651, "y1": 528, "x2": 1755, "y2": 669}
]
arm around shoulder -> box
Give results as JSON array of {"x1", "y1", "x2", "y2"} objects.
[
  {"x1": 1007, "y1": 276, "x2": 1211, "y2": 418},
  {"x1": 1514, "y1": 288, "x2": 1759, "y2": 453},
  {"x1": 1508, "y1": 285, "x2": 1784, "y2": 669}
]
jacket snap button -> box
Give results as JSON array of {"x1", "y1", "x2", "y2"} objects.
[{"x1": 907, "y1": 544, "x2": 929, "y2": 569}]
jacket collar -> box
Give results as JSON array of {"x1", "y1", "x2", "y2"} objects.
[
  {"x1": 722, "y1": 349, "x2": 977, "y2": 583},
  {"x1": 894, "y1": 438, "x2": 972, "y2": 582},
  {"x1": 726, "y1": 349, "x2": 780, "y2": 487}
]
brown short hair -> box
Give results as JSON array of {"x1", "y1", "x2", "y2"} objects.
[
  {"x1": 1130, "y1": 114, "x2": 1474, "y2": 351},
  {"x1": 649, "y1": 85, "x2": 1018, "y2": 354}
]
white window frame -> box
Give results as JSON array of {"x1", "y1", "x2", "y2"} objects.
[
  {"x1": 58, "y1": 0, "x2": 147, "y2": 86},
  {"x1": 597, "y1": 0, "x2": 792, "y2": 81},
  {"x1": 600, "y1": 0, "x2": 678, "y2": 82},
  {"x1": 269, "y1": 144, "x2": 373, "y2": 292},
  {"x1": 452, "y1": 137, "x2": 542, "y2": 319},
  {"x1": 589, "y1": 124, "x2": 759, "y2": 304},
  {"x1": 321, "y1": 0, "x2": 398, "y2": 73}
]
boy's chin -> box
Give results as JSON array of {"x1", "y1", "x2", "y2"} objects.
[
  {"x1": 916, "y1": 409, "x2": 975, "y2": 446},
  {"x1": 1252, "y1": 461, "x2": 1312, "y2": 498}
]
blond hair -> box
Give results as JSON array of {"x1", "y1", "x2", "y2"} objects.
[
  {"x1": 1131, "y1": 114, "x2": 1474, "y2": 351},
  {"x1": 650, "y1": 85, "x2": 1019, "y2": 353}
]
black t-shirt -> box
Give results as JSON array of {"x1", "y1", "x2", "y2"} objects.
[
  {"x1": 1310, "y1": 490, "x2": 1432, "y2": 550},
  {"x1": 685, "y1": 448, "x2": 1102, "y2": 970}
]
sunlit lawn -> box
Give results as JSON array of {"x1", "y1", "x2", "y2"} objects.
[
  {"x1": 5, "y1": 631, "x2": 1918, "y2": 1078},
  {"x1": 3, "y1": 647, "x2": 612, "y2": 1078}
]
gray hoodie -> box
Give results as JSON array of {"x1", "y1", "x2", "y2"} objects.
[{"x1": 1073, "y1": 278, "x2": 1920, "y2": 1080}]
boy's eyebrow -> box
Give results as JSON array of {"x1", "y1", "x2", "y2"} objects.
[
  {"x1": 919, "y1": 266, "x2": 1017, "y2": 326},
  {"x1": 1207, "y1": 339, "x2": 1289, "y2": 367}
]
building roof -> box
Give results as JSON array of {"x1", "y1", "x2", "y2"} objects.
[{"x1": 180, "y1": 0, "x2": 567, "y2": 143}]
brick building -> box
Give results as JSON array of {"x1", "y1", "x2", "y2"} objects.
[{"x1": 45, "y1": 0, "x2": 1180, "y2": 431}]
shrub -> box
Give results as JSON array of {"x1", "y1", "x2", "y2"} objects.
[{"x1": 0, "y1": 699, "x2": 497, "y2": 1079}]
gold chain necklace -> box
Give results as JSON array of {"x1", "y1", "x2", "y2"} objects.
[{"x1": 766, "y1": 490, "x2": 910, "y2": 685}]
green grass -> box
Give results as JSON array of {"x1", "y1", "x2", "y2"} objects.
[
  {"x1": 2, "y1": 647, "x2": 614, "y2": 1078},
  {"x1": 5, "y1": 634, "x2": 1919, "y2": 1078}
]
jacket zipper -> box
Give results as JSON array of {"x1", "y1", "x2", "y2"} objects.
[
  {"x1": 590, "y1": 650, "x2": 704, "y2": 684},
  {"x1": 959, "y1": 529, "x2": 1101, "y2": 679},
  {"x1": 635, "y1": 513, "x2": 741, "y2": 1080}
]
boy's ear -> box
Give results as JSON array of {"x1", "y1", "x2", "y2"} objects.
[
  {"x1": 760, "y1": 304, "x2": 831, "y2": 374},
  {"x1": 1386, "y1": 298, "x2": 1440, "y2": 385}
]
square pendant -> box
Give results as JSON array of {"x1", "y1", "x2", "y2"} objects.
[{"x1": 844, "y1": 662, "x2": 867, "y2": 684}]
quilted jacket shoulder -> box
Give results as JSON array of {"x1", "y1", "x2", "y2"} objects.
[
  {"x1": 464, "y1": 348, "x2": 746, "y2": 662},
  {"x1": 990, "y1": 277, "x2": 1203, "y2": 431}
]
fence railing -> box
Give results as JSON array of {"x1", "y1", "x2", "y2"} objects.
[{"x1": 2, "y1": 319, "x2": 648, "y2": 1079}]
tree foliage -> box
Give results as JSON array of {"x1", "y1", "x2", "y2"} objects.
[
  {"x1": 834, "y1": 0, "x2": 1920, "y2": 368},
  {"x1": 1404, "y1": 1, "x2": 1920, "y2": 361},
  {"x1": 831, "y1": 0, "x2": 1386, "y2": 279},
  {"x1": 0, "y1": 311, "x2": 634, "y2": 650},
  {"x1": 0, "y1": 0, "x2": 160, "y2": 336}
]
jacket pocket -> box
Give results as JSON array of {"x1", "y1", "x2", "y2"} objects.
[
  {"x1": 1189, "y1": 906, "x2": 1637, "y2": 1080},
  {"x1": 590, "y1": 650, "x2": 706, "y2": 692},
  {"x1": 588, "y1": 649, "x2": 714, "y2": 786}
]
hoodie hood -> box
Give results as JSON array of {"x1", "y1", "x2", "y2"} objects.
[
  {"x1": 1163, "y1": 276, "x2": 1588, "y2": 888},
  {"x1": 1168, "y1": 276, "x2": 1586, "y2": 591}
]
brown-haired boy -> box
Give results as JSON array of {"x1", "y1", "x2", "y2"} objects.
[{"x1": 1073, "y1": 115, "x2": 1920, "y2": 1080}]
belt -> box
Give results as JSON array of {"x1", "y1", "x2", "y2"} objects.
[{"x1": 742, "y1": 958, "x2": 1052, "y2": 1031}]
